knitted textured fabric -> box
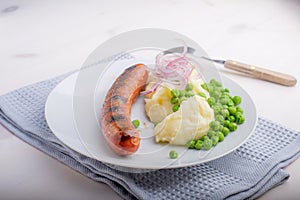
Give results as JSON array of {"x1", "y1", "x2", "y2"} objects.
[{"x1": 0, "y1": 73, "x2": 299, "y2": 200}]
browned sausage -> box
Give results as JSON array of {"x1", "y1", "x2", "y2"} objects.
[{"x1": 100, "y1": 64, "x2": 149, "y2": 155}]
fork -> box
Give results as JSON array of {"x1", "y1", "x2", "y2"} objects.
[{"x1": 161, "y1": 46, "x2": 297, "y2": 87}]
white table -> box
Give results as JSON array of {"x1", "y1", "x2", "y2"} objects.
[{"x1": 1, "y1": 1, "x2": 299, "y2": 199}]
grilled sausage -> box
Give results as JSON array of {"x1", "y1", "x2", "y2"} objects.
[{"x1": 100, "y1": 64, "x2": 149, "y2": 155}]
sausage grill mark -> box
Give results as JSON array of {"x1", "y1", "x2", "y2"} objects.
[
  {"x1": 100, "y1": 64, "x2": 149, "y2": 155},
  {"x1": 110, "y1": 95, "x2": 128, "y2": 103},
  {"x1": 106, "y1": 106, "x2": 121, "y2": 113},
  {"x1": 110, "y1": 115, "x2": 126, "y2": 123}
]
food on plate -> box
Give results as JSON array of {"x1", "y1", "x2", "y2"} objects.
[
  {"x1": 144, "y1": 70, "x2": 214, "y2": 145},
  {"x1": 169, "y1": 150, "x2": 178, "y2": 159},
  {"x1": 154, "y1": 95, "x2": 214, "y2": 145},
  {"x1": 142, "y1": 51, "x2": 245, "y2": 151},
  {"x1": 100, "y1": 64, "x2": 149, "y2": 155},
  {"x1": 131, "y1": 119, "x2": 140, "y2": 128},
  {"x1": 182, "y1": 79, "x2": 245, "y2": 150},
  {"x1": 144, "y1": 70, "x2": 210, "y2": 123},
  {"x1": 100, "y1": 48, "x2": 246, "y2": 156}
]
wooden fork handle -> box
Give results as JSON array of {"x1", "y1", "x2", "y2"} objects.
[{"x1": 224, "y1": 60, "x2": 297, "y2": 86}]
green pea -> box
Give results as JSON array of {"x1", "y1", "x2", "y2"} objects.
[
  {"x1": 179, "y1": 90, "x2": 185, "y2": 97},
  {"x1": 207, "y1": 97, "x2": 216, "y2": 106},
  {"x1": 219, "y1": 125, "x2": 224, "y2": 132},
  {"x1": 228, "y1": 106, "x2": 237, "y2": 115},
  {"x1": 197, "y1": 92, "x2": 206, "y2": 98},
  {"x1": 172, "y1": 105, "x2": 180, "y2": 112},
  {"x1": 132, "y1": 120, "x2": 140, "y2": 128},
  {"x1": 195, "y1": 140, "x2": 203, "y2": 150},
  {"x1": 221, "y1": 92, "x2": 231, "y2": 98},
  {"x1": 222, "y1": 127, "x2": 230, "y2": 136},
  {"x1": 216, "y1": 114, "x2": 225, "y2": 124},
  {"x1": 201, "y1": 83, "x2": 209, "y2": 91},
  {"x1": 209, "y1": 84, "x2": 216, "y2": 92},
  {"x1": 216, "y1": 82, "x2": 223, "y2": 87},
  {"x1": 202, "y1": 138, "x2": 213, "y2": 150},
  {"x1": 203, "y1": 79, "x2": 245, "y2": 136},
  {"x1": 185, "y1": 83, "x2": 194, "y2": 91},
  {"x1": 185, "y1": 91, "x2": 195, "y2": 97},
  {"x1": 236, "y1": 106, "x2": 243, "y2": 114},
  {"x1": 218, "y1": 132, "x2": 225, "y2": 142},
  {"x1": 224, "y1": 120, "x2": 230, "y2": 128},
  {"x1": 228, "y1": 115, "x2": 236, "y2": 122},
  {"x1": 227, "y1": 99, "x2": 235, "y2": 107},
  {"x1": 215, "y1": 102, "x2": 223, "y2": 107},
  {"x1": 235, "y1": 111, "x2": 243, "y2": 117},
  {"x1": 221, "y1": 109, "x2": 230, "y2": 118},
  {"x1": 187, "y1": 140, "x2": 196, "y2": 149},
  {"x1": 211, "y1": 90, "x2": 222, "y2": 99},
  {"x1": 219, "y1": 97, "x2": 229, "y2": 105},
  {"x1": 215, "y1": 86, "x2": 223, "y2": 92},
  {"x1": 233, "y1": 96, "x2": 242, "y2": 105},
  {"x1": 228, "y1": 122, "x2": 238, "y2": 131},
  {"x1": 169, "y1": 150, "x2": 178, "y2": 159},
  {"x1": 210, "y1": 79, "x2": 222, "y2": 87},
  {"x1": 207, "y1": 130, "x2": 216, "y2": 138},
  {"x1": 209, "y1": 121, "x2": 221, "y2": 131},
  {"x1": 211, "y1": 135, "x2": 219, "y2": 146},
  {"x1": 210, "y1": 79, "x2": 218, "y2": 85},
  {"x1": 212, "y1": 104, "x2": 222, "y2": 114},
  {"x1": 236, "y1": 115, "x2": 245, "y2": 124},
  {"x1": 171, "y1": 89, "x2": 180, "y2": 97},
  {"x1": 201, "y1": 135, "x2": 209, "y2": 141},
  {"x1": 170, "y1": 96, "x2": 179, "y2": 104},
  {"x1": 219, "y1": 96, "x2": 230, "y2": 105},
  {"x1": 223, "y1": 88, "x2": 230, "y2": 93}
]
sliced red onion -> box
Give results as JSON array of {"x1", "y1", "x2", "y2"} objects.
[
  {"x1": 140, "y1": 80, "x2": 162, "y2": 96},
  {"x1": 141, "y1": 51, "x2": 195, "y2": 96}
]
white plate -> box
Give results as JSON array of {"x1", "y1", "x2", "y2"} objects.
[{"x1": 45, "y1": 57, "x2": 257, "y2": 170}]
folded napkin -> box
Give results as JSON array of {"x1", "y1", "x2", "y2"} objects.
[{"x1": 0, "y1": 72, "x2": 299, "y2": 200}]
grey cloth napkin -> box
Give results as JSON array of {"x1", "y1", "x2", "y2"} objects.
[{"x1": 0, "y1": 73, "x2": 299, "y2": 200}]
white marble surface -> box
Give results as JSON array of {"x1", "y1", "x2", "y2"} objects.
[{"x1": 0, "y1": 0, "x2": 300, "y2": 199}]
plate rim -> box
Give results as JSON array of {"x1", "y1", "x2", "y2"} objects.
[{"x1": 45, "y1": 71, "x2": 257, "y2": 170}]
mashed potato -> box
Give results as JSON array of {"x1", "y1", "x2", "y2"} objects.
[
  {"x1": 154, "y1": 95, "x2": 214, "y2": 145},
  {"x1": 144, "y1": 86, "x2": 173, "y2": 123},
  {"x1": 145, "y1": 70, "x2": 210, "y2": 123},
  {"x1": 144, "y1": 70, "x2": 214, "y2": 146}
]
